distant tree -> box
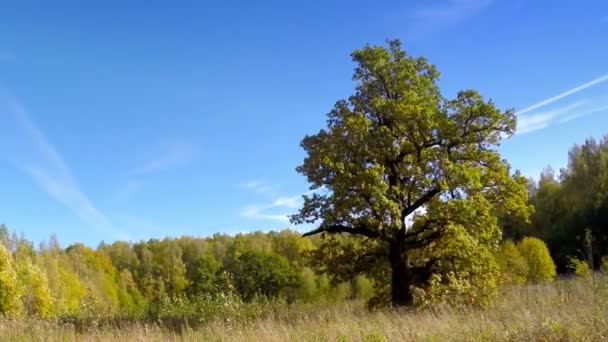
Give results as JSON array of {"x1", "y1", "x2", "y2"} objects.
[
  {"x1": 270, "y1": 230, "x2": 315, "y2": 266},
  {"x1": 185, "y1": 254, "x2": 223, "y2": 297},
  {"x1": 133, "y1": 239, "x2": 188, "y2": 299},
  {"x1": 15, "y1": 259, "x2": 53, "y2": 318},
  {"x1": 0, "y1": 224, "x2": 10, "y2": 250},
  {"x1": 561, "y1": 137, "x2": 608, "y2": 269},
  {"x1": 517, "y1": 237, "x2": 556, "y2": 282},
  {"x1": 65, "y1": 243, "x2": 123, "y2": 314},
  {"x1": 233, "y1": 250, "x2": 298, "y2": 301},
  {"x1": 293, "y1": 39, "x2": 530, "y2": 307},
  {"x1": 0, "y1": 244, "x2": 23, "y2": 317}
]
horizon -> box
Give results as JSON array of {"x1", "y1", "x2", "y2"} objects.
[{"x1": 1, "y1": 1, "x2": 608, "y2": 247}]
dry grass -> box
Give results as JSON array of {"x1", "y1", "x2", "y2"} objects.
[{"x1": 2, "y1": 276, "x2": 608, "y2": 341}]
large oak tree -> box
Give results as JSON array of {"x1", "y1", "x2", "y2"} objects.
[{"x1": 292, "y1": 40, "x2": 530, "y2": 307}]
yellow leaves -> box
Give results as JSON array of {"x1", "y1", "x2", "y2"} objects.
[
  {"x1": 568, "y1": 258, "x2": 592, "y2": 278},
  {"x1": 517, "y1": 237, "x2": 557, "y2": 283},
  {"x1": 0, "y1": 244, "x2": 24, "y2": 317},
  {"x1": 412, "y1": 225, "x2": 500, "y2": 307},
  {"x1": 15, "y1": 259, "x2": 54, "y2": 319},
  {"x1": 494, "y1": 240, "x2": 529, "y2": 285}
]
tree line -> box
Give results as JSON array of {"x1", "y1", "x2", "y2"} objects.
[
  {"x1": 501, "y1": 136, "x2": 608, "y2": 273},
  {"x1": 0, "y1": 227, "x2": 376, "y2": 319}
]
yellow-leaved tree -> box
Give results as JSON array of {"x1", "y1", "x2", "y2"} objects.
[
  {"x1": 0, "y1": 244, "x2": 24, "y2": 317},
  {"x1": 517, "y1": 237, "x2": 556, "y2": 282},
  {"x1": 15, "y1": 259, "x2": 54, "y2": 318}
]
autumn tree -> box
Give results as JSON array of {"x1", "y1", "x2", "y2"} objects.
[
  {"x1": 517, "y1": 237, "x2": 556, "y2": 282},
  {"x1": 0, "y1": 243, "x2": 23, "y2": 316},
  {"x1": 293, "y1": 40, "x2": 530, "y2": 307}
]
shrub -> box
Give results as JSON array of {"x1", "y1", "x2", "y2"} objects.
[
  {"x1": 517, "y1": 237, "x2": 556, "y2": 283},
  {"x1": 568, "y1": 258, "x2": 592, "y2": 278},
  {"x1": 495, "y1": 240, "x2": 528, "y2": 284}
]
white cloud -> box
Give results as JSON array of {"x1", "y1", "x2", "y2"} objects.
[
  {"x1": 557, "y1": 105, "x2": 608, "y2": 124},
  {"x1": 272, "y1": 195, "x2": 301, "y2": 209},
  {"x1": 128, "y1": 139, "x2": 197, "y2": 175},
  {"x1": 240, "y1": 192, "x2": 306, "y2": 222},
  {"x1": 6, "y1": 99, "x2": 129, "y2": 240},
  {"x1": 240, "y1": 206, "x2": 290, "y2": 222},
  {"x1": 516, "y1": 101, "x2": 586, "y2": 135},
  {"x1": 515, "y1": 72, "x2": 608, "y2": 134},
  {"x1": 241, "y1": 180, "x2": 275, "y2": 196}
]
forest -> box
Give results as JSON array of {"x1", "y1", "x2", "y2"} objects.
[{"x1": 2, "y1": 40, "x2": 608, "y2": 341}]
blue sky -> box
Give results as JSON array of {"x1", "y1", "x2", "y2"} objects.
[{"x1": 1, "y1": 1, "x2": 607, "y2": 246}]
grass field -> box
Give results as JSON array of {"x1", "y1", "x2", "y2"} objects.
[{"x1": 1, "y1": 275, "x2": 607, "y2": 341}]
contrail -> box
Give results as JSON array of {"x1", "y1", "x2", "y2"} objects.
[{"x1": 517, "y1": 73, "x2": 608, "y2": 115}]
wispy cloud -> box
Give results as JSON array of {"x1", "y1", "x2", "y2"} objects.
[
  {"x1": 241, "y1": 180, "x2": 275, "y2": 196},
  {"x1": 517, "y1": 73, "x2": 608, "y2": 115},
  {"x1": 240, "y1": 193, "x2": 304, "y2": 222},
  {"x1": 558, "y1": 105, "x2": 608, "y2": 124},
  {"x1": 241, "y1": 206, "x2": 290, "y2": 222},
  {"x1": 272, "y1": 195, "x2": 301, "y2": 209},
  {"x1": 409, "y1": 0, "x2": 494, "y2": 34},
  {"x1": 5, "y1": 98, "x2": 129, "y2": 240},
  {"x1": 516, "y1": 73, "x2": 608, "y2": 134},
  {"x1": 128, "y1": 139, "x2": 198, "y2": 176},
  {"x1": 517, "y1": 101, "x2": 586, "y2": 134}
]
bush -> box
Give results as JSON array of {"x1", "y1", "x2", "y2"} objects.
[
  {"x1": 495, "y1": 240, "x2": 528, "y2": 284},
  {"x1": 413, "y1": 226, "x2": 501, "y2": 307},
  {"x1": 568, "y1": 258, "x2": 592, "y2": 278},
  {"x1": 517, "y1": 237, "x2": 556, "y2": 283}
]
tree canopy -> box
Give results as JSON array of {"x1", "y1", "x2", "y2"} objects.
[{"x1": 293, "y1": 39, "x2": 530, "y2": 307}]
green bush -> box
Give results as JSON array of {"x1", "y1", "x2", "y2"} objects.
[
  {"x1": 495, "y1": 240, "x2": 528, "y2": 284},
  {"x1": 517, "y1": 237, "x2": 556, "y2": 283}
]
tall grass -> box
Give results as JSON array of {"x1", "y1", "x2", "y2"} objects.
[{"x1": 1, "y1": 275, "x2": 607, "y2": 341}]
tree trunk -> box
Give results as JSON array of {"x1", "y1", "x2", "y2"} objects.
[{"x1": 389, "y1": 241, "x2": 414, "y2": 307}]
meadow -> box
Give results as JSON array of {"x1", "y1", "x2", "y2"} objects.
[{"x1": 2, "y1": 275, "x2": 606, "y2": 341}]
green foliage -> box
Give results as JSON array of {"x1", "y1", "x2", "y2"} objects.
[
  {"x1": 495, "y1": 240, "x2": 529, "y2": 284},
  {"x1": 500, "y1": 137, "x2": 608, "y2": 273},
  {"x1": 292, "y1": 39, "x2": 530, "y2": 307},
  {"x1": 413, "y1": 225, "x2": 501, "y2": 307},
  {"x1": 15, "y1": 259, "x2": 53, "y2": 318},
  {"x1": 233, "y1": 251, "x2": 298, "y2": 301},
  {"x1": 185, "y1": 254, "x2": 222, "y2": 296},
  {"x1": 295, "y1": 267, "x2": 318, "y2": 302},
  {"x1": 352, "y1": 275, "x2": 374, "y2": 300},
  {"x1": 0, "y1": 243, "x2": 23, "y2": 317},
  {"x1": 517, "y1": 237, "x2": 557, "y2": 283}
]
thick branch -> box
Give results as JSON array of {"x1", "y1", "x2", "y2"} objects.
[
  {"x1": 302, "y1": 223, "x2": 382, "y2": 240},
  {"x1": 402, "y1": 187, "x2": 441, "y2": 218}
]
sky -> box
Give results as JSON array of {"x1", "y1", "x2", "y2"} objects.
[{"x1": 0, "y1": 0, "x2": 607, "y2": 246}]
